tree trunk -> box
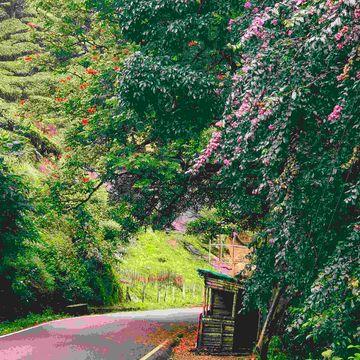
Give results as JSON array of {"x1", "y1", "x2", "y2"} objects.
[{"x1": 256, "y1": 287, "x2": 283, "y2": 359}]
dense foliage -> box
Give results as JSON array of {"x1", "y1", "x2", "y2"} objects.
[
  {"x1": 46, "y1": 0, "x2": 247, "y2": 229},
  {"x1": 58, "y1": 0, "x2": 357, "y2": 358},
  {"x1": 0, "y1": 0, "x2": 358, "y2": 358},
  {"x1": 196, "y1": 1, "x2": 359, "y2": 358},
  {"x1": 0, "y1": 0, "x2": 123, "y2": 319}
]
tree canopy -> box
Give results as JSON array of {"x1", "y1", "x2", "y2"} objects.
[{"x1": 0, "y1": 0, "x2": 358, "y2": 358}]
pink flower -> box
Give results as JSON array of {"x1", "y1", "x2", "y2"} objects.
[
  {"x1": 251, "y1": 118, "x2": 260, "y2": 126},
  {"x1": 88, "y1": 171, "x2": 99, "y2": 179},
  {"x1": 235, "y1": 93, "x2": 252, "y2": 118},
  {"x1": 263, "y1": 158, "x2": 270, "y2": 166},
  {"x1": 227, "y1": 18, "x2": 236, "y2": 31},
  {"x1": 223, "y1": 159, "x2": 231, "y2": 167},
  {"x1": 215, "y1": 121, "x2": 224, "y2": 127},
  {"x1": 190, "y1": 131, "x2": 222, "y2": 173},
  {"x1": 341, "y1": 25, "x2": 349, "y2": 34},
  {"x1": 334, "y1": 32, "x2": 342, "y2": 41},
  {"x1": 244, "y1": 2, "x2": 252, "y2": 9},
  {"x1": 268, "y1": 124, "x2": 275, "y2": 131},
  {"x1": 335, "y1": 26, "x2": 349, "y2": 41},
  {"x1": 328, "y1": 104, "x2": 343, "y2": 122},
  {"x1": 355, "y1": 9, "x2": 360, "y2": 19},
  {"x1": 235, "y1": 146, "x2": 242, "y2": 154},
  {"x1": 271, "y1": 19, "x2": 278, "y2": 25}
]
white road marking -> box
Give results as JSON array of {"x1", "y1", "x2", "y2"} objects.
[{"x1": 139, "y1": 339, "x2": 170, "y2": 360}]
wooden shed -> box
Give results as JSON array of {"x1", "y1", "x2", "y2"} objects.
[{"x1": 196, "y1": 269, "x2": 259, "y2": 354}]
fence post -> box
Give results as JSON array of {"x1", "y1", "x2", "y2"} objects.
[
  {"x1": 142, "y1": 283, "x2": 146, "y2": 303},
  {"x1": 182, "y1": 283, "x2": 186, "y2": 300}
]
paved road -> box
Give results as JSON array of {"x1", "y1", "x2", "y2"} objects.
[{"x1": 0, "y1": 308, "x2": 201, "y2": 360}]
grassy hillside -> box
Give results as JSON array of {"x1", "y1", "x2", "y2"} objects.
[
  {"x1": 0, "y1": 0, "x2": 58, "y2": 157},
  {"x1": 116, "y1": 231, "x2": 211, "y2": 309}
]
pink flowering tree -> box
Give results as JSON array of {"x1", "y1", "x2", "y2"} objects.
[{"x1": 191, "y1": 0, "x2": 359, "y2": 357}]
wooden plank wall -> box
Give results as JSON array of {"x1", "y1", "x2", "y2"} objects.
[
  {"x1": 200, "y1": 316, "x2": 235, "y2": 352},
  {"x1": 205, "y1": 277, "x2": 242, "y2": 292}
]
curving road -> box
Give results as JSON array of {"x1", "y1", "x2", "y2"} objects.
[{"x1": 0, "y1": 307, "x2": 201, "y2": 360}]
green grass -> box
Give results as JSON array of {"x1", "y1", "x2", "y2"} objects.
[
  {"x1": 0, "y1": 310, "x2": 69, "y2": 336},
  {"x1": 117, "y1": 230, "x2": 212, "y2": 308}
]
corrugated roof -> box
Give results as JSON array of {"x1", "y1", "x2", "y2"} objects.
[{"x1": 197, "y1": 269, "x2": 239, "y2": 283}]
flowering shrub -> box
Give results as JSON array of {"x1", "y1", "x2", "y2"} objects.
[{"x1": 192, "y1": 0, "x2": 359, "y2": 357}]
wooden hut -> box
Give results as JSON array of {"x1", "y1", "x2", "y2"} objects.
[{"x1": 196, "y1": 269, "x2": 259, "y2": 354}]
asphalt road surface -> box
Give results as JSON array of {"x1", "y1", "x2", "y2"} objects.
[{"x1": 0, "y1": 307, "x2": 201, "y2": 360}]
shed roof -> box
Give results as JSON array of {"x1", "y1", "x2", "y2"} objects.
[{"x1": 197, "y1": 269, "x2": 239, "y2": 283}]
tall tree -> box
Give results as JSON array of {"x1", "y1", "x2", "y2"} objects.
[
  {"x1": 48, "y1": 0, "x2": 244, "y2": 228},
  {"x1": 192, "y1": 1, "x2": 359, "y2": 358}
]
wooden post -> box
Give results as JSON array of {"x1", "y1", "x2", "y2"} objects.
[
  {"x1": 232, "y1": 291, "x2": 237, "y2": 318},
  {"x1": 172, "y1": 286, "x2": 175, "y2": 302},
  {"x1": 208, "y1": 288, "x2": 212, "y2": 313},
  {"x1": 202, "y1": 286, "x2": 207, "y2": 315},
  {"x1": 142, "y1": 283, "x2": 146, "y2": 302},
  {"x1": 182, "y1": 283, "x2": 186, "y2": 299},
  {"x1": 232, "y1": 234, "x2": 235, "y2": 276},
  {"x1": 192, "y1": 284, "x2": 196, "y2": 299},
  {"x1": 157, "y1": 283, "x2": 160, "y2": 303},
  {"x1": 220, "y1": 321, "x2": 224, "y2": 350}
]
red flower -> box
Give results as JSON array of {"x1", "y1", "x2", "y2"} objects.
[
  {"x1": 82, "y1": 177, "x2": 90, "y2": 183},
  {"x1": 27, "y1": 22, "x2": 38, "y2": 29},
  {"x1": 113, "y1": 66, "x2": 121, "y2": 72},
  {"x1": 79, "y1": 82, "x2": 90, "y2": 90},
  {"x1": 86, "y1": 68, "x2": 99, "y2": 75},
  {"x1": 87, "y1": 107, "x2": 97, "y2": 114},
  {"x1": 24, "y1": 56, "x2": 32, "y2": 62},
  {"x1": 55, "y1": 97, "x2": 67, "y2": 103},
  {"x1": 188, "y1": 40, "x2": 199, "y2": 47},
  {"x1": 81, "y1": 118, "x2": 89, "y2": 125},
  {"x1": 19, "y1": 99, "x2": 27, "y2": 106}
]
